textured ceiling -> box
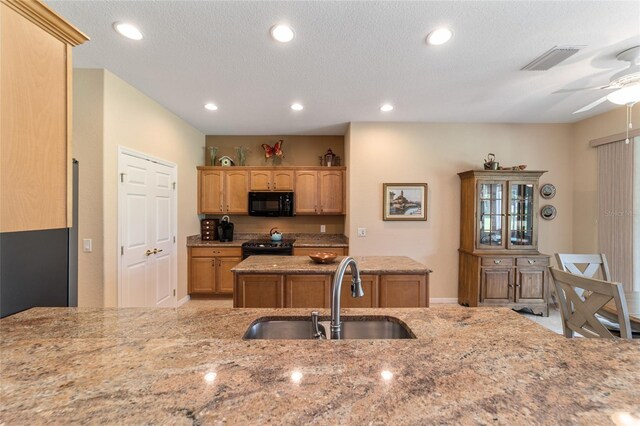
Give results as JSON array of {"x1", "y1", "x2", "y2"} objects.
[{"x1": 47, "y1": 1, "x2": 640, "y2": 135}]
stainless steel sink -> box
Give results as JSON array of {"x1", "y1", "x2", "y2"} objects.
[{"x1": 243, "y1": 316, "x2": 415, "y2": 340}]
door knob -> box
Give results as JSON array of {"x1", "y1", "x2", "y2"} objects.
[
  {"x1": 145, "y1": 249, "x2": 153, "y2": 256},
  {"x1": 153, "y1": 248, "x2": 164, "y2": 254}
]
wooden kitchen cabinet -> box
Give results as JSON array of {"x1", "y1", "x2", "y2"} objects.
[
  {"x1": 285, "y1": 275, "x2": 331, "y2": 308},
  {"x1": 0, "y1": 0, "x2": 88, "y2": 232},
  {"x1": 234, "y1": 274, "x2": 284, "y2": 308},
  {"x1": 340, "y1": 275, "x2": 378, "y2": 308},
  {"x1": 293, "y1": 246, "x2": 348, "y2": 256},
  {"x1": 457, "y1": 170, "x2": 550, "y2": 315},
  {"x1": 379, "y1": 275, "x2": 428, "y2": 308},
  {"x1": 188, "y1": 247, "x2": 242, "y2": 295},
  {"x1": 197, "y1": 168, "x2": 248, "y2": 214},
  {"x1": 250, "y1": 169, "x2": 294, "y2": 191},
  {"x1": 294, "y1": 169, "x2": 345, "y2": 215}
]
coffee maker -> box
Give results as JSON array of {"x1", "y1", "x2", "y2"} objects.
[{"x1": 218, "y1": 215, "x2": 234, "y2": 242}]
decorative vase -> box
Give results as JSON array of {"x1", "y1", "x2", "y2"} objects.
[
  {"x1": 234, "y1": 146, "x2": 247, "y2": 166},
  {"x1": 207, "y1": 146, "x2": 218, "y2": 166}
]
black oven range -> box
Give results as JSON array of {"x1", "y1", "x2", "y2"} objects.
[{"x1": 241, "y1": 239, "x2": 295, "y2": 259}]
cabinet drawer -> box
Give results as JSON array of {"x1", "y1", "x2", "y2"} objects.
[
  {"x1": 516, "y1": 257, "x2": 549, "y2": 267},
  {"x1": 191, "y1": 247, "x2": 241, "y2": 257},
  {"x1": 481, "y1": 257, "x2": 513, "y2": 267}
]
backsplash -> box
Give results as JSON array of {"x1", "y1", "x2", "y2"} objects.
[{"x1": 202, "y1": 215, "x2": 345, "y2": 235}]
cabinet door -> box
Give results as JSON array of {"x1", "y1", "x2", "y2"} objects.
[
  {"x1": 189, "y1": 257, "x2": 216, "y2": 294},
  {"x1": 379, "y1": 275, "x2": 427, "y2": 307},
  {"x1": 272, "y1": 170, "x2": 294, "y2": 191},
  {"x1": 477, "y1": 181, "x2": 505, "y2": 249},
  {"x1": 480, "y1": 268, "x2": 513, "y2": 303},
  {"x1": 516, "y1": 267, "x2": 546, "y2": 303},
  {"x1": 217, "y1": 256, "x2": 241, "y2": 294},
  {"x1": 199, "y1": 170, "x2": 223, "y2": 214},
  {"x1": 294, "y1": 171, "x2": 318, "y2": 214},
  {"x1": 507, "y1": 181, "x2": 538, "y2": 250},
  {"x1": 235, "y1": 275, "x2": 283, "y2": 308},
  {"x1": 285, "y1": 275, "x2": 331, "y2": 308},
  {"x1": 224, "y1": 170, "x2": 248, "y2": 213},
  {"x1": 249, "y1": 170, "x2": 271, "y2": 191},
  {"x1": 340, "y1": 275, "x2": 378, "y2": 308},
  {"x1": 319, "y1": 170, "x2": 343, "y2": 214}
]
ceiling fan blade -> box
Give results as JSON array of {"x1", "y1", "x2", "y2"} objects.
[
  {"x1": 573, "y1": 96, "x2": 609, "y2": 114},
  {"x1": 553, "y1": 84, "x2": 612, "y2": 94}
]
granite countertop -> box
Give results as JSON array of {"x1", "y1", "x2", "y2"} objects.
[
  {"x1": 187, "y1": 233, "x2": 349, "y2": 248},
  {"x1": 1, "y1": 306, "x2": 638, "y2": 424},
  {"x1": 232, "y1": 255, "x2": 432, "y2": 274}
]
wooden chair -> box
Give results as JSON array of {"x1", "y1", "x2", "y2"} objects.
[
  {"x1": 549, "y1": 267, "x2": 631, "y2": 339},
  {"x1": 555, "y1": 253, "x2": 611, "y2": 281}
]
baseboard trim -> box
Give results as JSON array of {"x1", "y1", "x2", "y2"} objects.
[
  {"x1": 177, "y1": 295, "x2": 191, "y2": 307},
  {"x1": 429, "y1": 298, "x2": 458, "y2": 304}
]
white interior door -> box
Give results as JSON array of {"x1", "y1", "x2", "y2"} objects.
[{"x1": 119, "y1": 149, "x2": 177, "y2": 308}]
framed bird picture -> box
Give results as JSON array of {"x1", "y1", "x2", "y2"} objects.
[{"x1": 383, "y1": 183, "x2": 428, "y2": 221}]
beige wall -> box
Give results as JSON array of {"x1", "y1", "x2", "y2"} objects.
[
  {"x1": 73, "y1": 69, "x2": 205, "y2": 307},
  {"x1": 571, "y1": 107, "x2": 640, "y2": 254},
  {"x1": 72, "y1": 69, "x2": 105, "y2": 307},
  {"x1": 205, "y1": 135, "x2": 344, "y2": 167},
  {"x1": 346, "y1": 122, "x2": 575, "y2": 299}
]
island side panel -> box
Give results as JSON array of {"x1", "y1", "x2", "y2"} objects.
[{"x1": 234, "y1": 274, "x2": 284, "y2": 308}]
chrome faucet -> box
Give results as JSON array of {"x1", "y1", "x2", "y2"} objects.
[{"x1": 330, "y1": 257, "x2": 364, "y2": 339}]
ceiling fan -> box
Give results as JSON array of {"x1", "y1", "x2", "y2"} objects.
[{"x1": 570, "y1": 45, "x2": 640, "y2": 114}]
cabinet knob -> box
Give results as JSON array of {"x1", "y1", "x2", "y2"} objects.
[
  {"x1": 508, "y1": 284, "x2": 514, "y2": 288},
  {"x1": 494, "y1": 260, "x2": 502, "y2": 264},
  {"x1": 528, "y1": 259, "x2": 535, "y2": 264}
]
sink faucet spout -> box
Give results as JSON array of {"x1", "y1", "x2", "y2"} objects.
[{"x1": 330, "y1": 257, "x2": 363, "y2": 339}]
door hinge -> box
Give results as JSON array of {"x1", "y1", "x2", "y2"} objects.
[
  {"x1": 173, "y1": 289, "x2": 176, "y2": 297},
  {"x1": 173, "y1": 236, "x2": 176, "y2": 243},
  {"x1": 120, "y1": 173, "x2": 126, "y2": 183},
  {"x1": 172, "y1": 182, "x2": 176, "y2": 190},
  {"x1": 120, "y1": 246, "x2": 124, "y2": 255}
]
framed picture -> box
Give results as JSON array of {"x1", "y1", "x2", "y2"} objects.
[{"x1": 383, "y1": 183, "x2": 428, "y2": 221}]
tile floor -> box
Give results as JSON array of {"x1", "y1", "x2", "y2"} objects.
[{"x1": 181, "y1": 298, "x2": 565, "y2": 335}]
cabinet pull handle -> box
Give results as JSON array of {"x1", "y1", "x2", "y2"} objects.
[
  {"x1": 494, "y1": 260, "x2": 502, "y2": 264},
  {"x1": 528, "y1": 260, "x2": 534, "y2": 264},
  {"x1": 508, "y1": 284, "x2": 514, "y2": 288}
]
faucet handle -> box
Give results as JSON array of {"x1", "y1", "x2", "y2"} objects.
[{"x1": 310, "y1": 311, "x2": 326, "y2": 339}]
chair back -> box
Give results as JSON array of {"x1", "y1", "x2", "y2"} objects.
[
  {"x1": 550, "y1": 267, "x2": 631, "y2": 339},
  {"x1": 555, "y1": 253, "x2": 611, "y2": 281}
]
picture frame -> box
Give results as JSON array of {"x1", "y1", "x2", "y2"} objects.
[{"x1": 383, "y1": 183, "x2": 428, "y2": 221}]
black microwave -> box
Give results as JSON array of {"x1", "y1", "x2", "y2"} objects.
[{"x1": 248, "y1": 192, "x2": 295, "y2": 217}]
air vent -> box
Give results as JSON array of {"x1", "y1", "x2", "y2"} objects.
[{"x1": 521, "y1": 46, "x2": 584, "y2": 71}]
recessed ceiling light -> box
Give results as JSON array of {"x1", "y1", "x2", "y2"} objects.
[
  {"x1": 113, "y1": 22, "x2": 143, "y2": 40},
  {"x1": 271, "y1": 24, "x2": 295, "y2": 43},
  {"x1": 426, "y1": 28, "x2": 453, "y2": 46},
  {"x1": 380, "y1": 104, "x2": 394, "y2": 112},
  {"x1": 290, "y1": 103, "x2": 304, "y2": 111},
  {"x1": 204, "y1": 103, "x2": 218, "y2": 111}
]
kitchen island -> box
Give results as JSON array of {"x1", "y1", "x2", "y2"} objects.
[
  {"x1": 1, "y1": 306, "x2": 638, "y2": 424},
  {"x1": 232, "y1": 256, "x2": 432, "y2": 308}
]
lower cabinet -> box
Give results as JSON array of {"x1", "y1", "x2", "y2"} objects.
[
  {"x1": 188, "y1": 247, "x2": 242, "y2": 296},
  {"x1": 459, "y1": 252, "x2": 550, "y2": 315},
  {"x1": 233, "y1": 273, "x2": 429, "y2": 308}
]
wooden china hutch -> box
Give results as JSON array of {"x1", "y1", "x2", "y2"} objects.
[{"x1": 457, "y1": 170, "x2": 550, "y2": 316}]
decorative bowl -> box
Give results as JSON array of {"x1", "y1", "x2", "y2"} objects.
[{"x1": 309, "y1": 252, "x2": 338, "y2": 264}]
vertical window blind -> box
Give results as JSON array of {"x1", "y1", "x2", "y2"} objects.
[{"x1": 597, "y1": 137, "x2": 636, "y2": 292}]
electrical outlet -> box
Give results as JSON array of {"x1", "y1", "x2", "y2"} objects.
[
  {"x1": 83, "y1": 239, "x2": 93, "y2": 253},
  {"x1": 357, "y1": 228, "x2": 367, "y2": 237},
  {"x1": 320, "y1": 225, "x2": 326, "y2": 233}
]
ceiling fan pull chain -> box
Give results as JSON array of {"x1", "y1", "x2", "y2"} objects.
[{"x1": 625, "y1": 103, "x2": 633, "y2": 144}]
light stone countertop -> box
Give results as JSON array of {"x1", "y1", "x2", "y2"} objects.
[
  {"x1": 231, "y1": 255, "x2": 432, "y2": 274},
  {"x1": 1, "y1": 306, "x2": 638, "y2": 424},
  {"x1": 187, "y1": 233, "x2": 349, "y2": 248}
]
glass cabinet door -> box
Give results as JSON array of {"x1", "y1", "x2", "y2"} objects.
[
  {"x1": 477, "y1": 182, "x2": 504, "y2": 248},
  {"x1": 508, "y1": 182, "x2": 536, "y2": 249}
]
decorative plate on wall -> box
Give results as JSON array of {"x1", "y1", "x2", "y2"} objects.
[
  {"x1": 540, "y1": 205, "x2": 557, "y2": 220},
  {"x1": 540, "y1": 183, "x2": 556, "y2": 199}
]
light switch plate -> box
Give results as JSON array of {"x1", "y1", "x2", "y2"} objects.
[
  {"x1": 83, "y1": 239, "x2": 92, "y2": 253},
  {"x1": 357, "y1": 228, "x2": 366, "y2": 237}
]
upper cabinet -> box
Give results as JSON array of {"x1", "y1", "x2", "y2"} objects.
[
  {"x1": 0, "y1": 0, "x2": 88, "y2": 232},
  {"x1": 198, "y1": 168, "x2": 249, "y2": 214},
  {"x1": 249, "y1": 169, "x2": 294, "y2": 191},
  {"x1": 294, "y1": 169, "x2": 344, "y2": 215}
]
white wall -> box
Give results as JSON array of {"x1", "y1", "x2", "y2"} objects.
[
  {"x1": 346, "y1": 122, "x2": 575, "y2": 298},
  {"x1": 73, "y1": 69, "x2": 204, "y2": 307}
]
